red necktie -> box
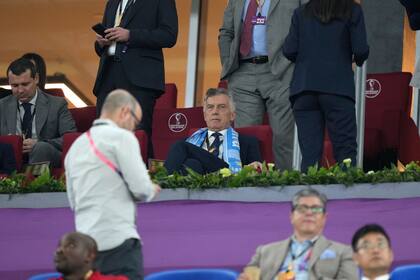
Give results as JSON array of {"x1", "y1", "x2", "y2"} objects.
[{"x1": 240, "y1": 0, "x2": 258, "y2": 57}]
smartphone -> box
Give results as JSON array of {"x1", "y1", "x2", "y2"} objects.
[{"x1": 92, "y1": 23, "x2": 106, "y2": 37}]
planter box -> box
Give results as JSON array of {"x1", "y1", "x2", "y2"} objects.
[{"x1": 1, "y1": 182, "x2": 419, "y2": 208}]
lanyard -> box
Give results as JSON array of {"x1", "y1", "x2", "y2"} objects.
[
  {"x1": 255, "y1": 0, "x2": 265, "y2": 16},
  {"x1": 86, "y1": 129, "x2": 129, "y2": 187},
  {"x1": 115, "y1": 0, "x2": 133, "y2": 26}
]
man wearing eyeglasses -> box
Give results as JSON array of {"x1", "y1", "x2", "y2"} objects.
[
  {"x1": 65, "y1": 89, "x2": 160, "y2": 280},
  {"x1": 238, "y1": 189, "x2": 358, "y2": 280},
  {"x1": 352, "y1": 224, "x2": 394, "y2": 280}
]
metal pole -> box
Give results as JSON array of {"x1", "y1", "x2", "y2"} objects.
[
  {"x1": 184, "y1": 0, "x2": 201, "y2": 107},
  {"x1": 355, "y1": 62, "x2": 367, "y2": 168},
  {"x1": 292, "y1": 125, "x2": 301, "y2": 171},
  {"x1": 413, "y1": 31, "x2": 420, "y2": 132}
]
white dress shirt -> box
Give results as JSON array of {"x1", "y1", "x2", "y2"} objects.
[
  {"x1": 362, "y1": 274, "x2": 390, "y2": 280},
  {"x1": 65, "y1": 119, "x2": 155, "y2": 251},
  {"x1": 202, "y1": 129, "x2": 227, "y2": 159},
  {"x1": 16, "y1": 90, "x2": 38, "y2": 139}
]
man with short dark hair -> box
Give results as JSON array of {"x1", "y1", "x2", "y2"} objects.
[
  {"x1": 0, "y1": 58, "x2": 76, "y2": 167},
  {"x1": 352, "y1": 224, "x2": 394, "y2": 280},
  {"x1": 164, "y1": 88, "x2": 262, "y2": 175},
  {"x1": 53, "y1": 232, "x2": 127, "y2": 280},
  {"x1": 65, "y1": 89, "x2": 160, "y2": 280},
  {"x1": 238, "y1": 189, "x2": 358, "y2": 280}
]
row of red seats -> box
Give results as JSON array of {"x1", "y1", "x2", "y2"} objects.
[{"x1": 1, "y1": 72, "x2": 419, "y2": 175}]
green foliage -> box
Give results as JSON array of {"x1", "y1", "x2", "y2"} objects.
[
  {"x1": 151, "y1": 161, "x2": 420, "y2": 190},
  {"x1": 0, "y1": 162, "x2": 419, "y2": 194},
  {"x1": 0, "y1": 170, "x2": 66, "y2": 194}
]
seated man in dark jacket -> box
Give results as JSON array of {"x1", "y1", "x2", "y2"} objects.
[
  {"x1": 0, "y1": 143, "x2": 16, "y2": 174},
  {"x1": 164, "y1": 88, "x2": 262, "y2": 175}
]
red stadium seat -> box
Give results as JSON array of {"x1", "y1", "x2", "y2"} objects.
[
  {"x1": 0, "y1": 135, "x2": 23, "y2": 171},
  {"x1": 156, "y1": 83, "x2": 177, "y2": 109},
  {"x1": 152, "y1": 107, "x2": 206, "y2": 160},
  {"x1": 235, "y1": 125, "x2": 274, "y2": 164},
  {"x1": 45, "y1": 88, "x2": 65, "y2": 97},
  {"x1": 69, "y1": 106, "x2": 97, "y2": 132},
  {"x1": 134, "y1": 130, "x2": 148, "y2": 165},
  {"x1": 321, "y1": 72, "x2": 420, "y2": 169}
]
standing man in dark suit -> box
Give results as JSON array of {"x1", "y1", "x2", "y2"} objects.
[
  {"x1": 218, "y1": 0, "x2": 307, "y2": 171},
  {"x1": 283, "y1": 0, "x2": 369, "y2": 172},
  {"x1": 0, "y1": 58, "x2": 76, "y2": 167},
  {"x1": 93, "y1": 0, "x2": 178, "y2": 157},
  {"x1": 164, "y1": 88, "x2": 262, "y2": 175}
]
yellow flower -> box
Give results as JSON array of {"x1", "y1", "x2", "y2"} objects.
[
  {"x1": 267, "y1": 163, "x2": 275, "y2": 172},
  {"x1": 219, "y1": 168, "x2": 232, "y2": 177},
  {"x1": 343, "y1": 158, "x2": 352, "y2": 168}
]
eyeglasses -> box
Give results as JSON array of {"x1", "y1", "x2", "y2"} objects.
[
  {"x1": 129, "y1": 109, "x2": 141, "y2": 126},
  {"x1": 293, "y1": 204, "x2": 325, "y2": 214},
  {"x1": 357, "y1": 241, "x2": 389, "y2": 252}
]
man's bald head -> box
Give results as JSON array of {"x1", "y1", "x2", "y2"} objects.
[{"x1": 100, "y1": 89, "x2": 142, "y2": 131}]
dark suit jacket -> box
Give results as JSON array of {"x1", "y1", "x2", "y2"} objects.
[
  {"x1": 0, "y1": 143, "x2": 16, "y2": 174},
  {"x1": 93, "y1": 0, "x2": 178, "y2": 95},
  {"x1": 283, "y1": 4, "x2": 369, "y2": 100},
  {"x1": 399, "y1": 0, "x2": 420, "y2": 30},
  {"x1": 164, "y1": 132, "x2": 262, "y2": 174},
  {"x1": 0, "y1": 90, "x2": 77, "y2": 150},
  {"x1": 238, "y1": 133, "x2": 262, "y2": 165}
]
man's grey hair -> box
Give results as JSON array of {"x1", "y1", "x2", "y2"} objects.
[
  {"x1": 101, "y1": 89, "x2": 139, "y2": 114},
  {"x1": 291, "y1": 188, "x2": 328, "y2": 211},
  {"x1": 203, "y1": 87, "x2": 236, "y2": 112}
]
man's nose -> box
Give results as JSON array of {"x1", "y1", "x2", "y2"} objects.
[{"x1": 17, "y1": 85, "x2": 25, "y2": 93}]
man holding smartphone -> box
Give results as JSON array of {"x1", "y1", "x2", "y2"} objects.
[{"x1": 93, "y1": 0, "x2": 178, "y2": 159}]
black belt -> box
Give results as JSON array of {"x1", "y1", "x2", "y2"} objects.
[{"x1": 240, "y1": 56, "x2": 268, "y2": 64}]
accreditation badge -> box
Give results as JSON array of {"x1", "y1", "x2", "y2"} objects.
[{"x1": 251, "y1": 15, "x2": 266, "y2": 25}]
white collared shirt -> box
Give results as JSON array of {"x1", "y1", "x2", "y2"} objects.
[
  {"x1": 362, "y1": 274, "x2": 389, "y2": 280},
  {"x1": 16, "y1": 90, "x2": 38, "y2": 139},
  {"x1": 203, "y1": 129, "x2": 227, "y2": 159},
  {"x1": 65, "y1": 119, "x2": 155, "y2": 251}
]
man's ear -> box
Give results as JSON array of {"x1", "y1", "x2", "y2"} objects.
[
  {"x1": 85, "y1": 250, "x2": 96, "y2": 264},
  {"x1": 34, "y1": 73, "x2": 39, "y2": 85},
  {"x1": 352, "y1": 252, "x2": 360, "y2": 265},
  {"x1": 230, "y1": 111, "x2": 236, "y2": 122}
]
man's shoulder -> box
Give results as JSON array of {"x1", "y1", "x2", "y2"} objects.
[
  {"x1": 257, "y1": 238, "x2": 289, "y2": 252},
  {"x1": 39, "y1": 90, "x2": 67, "y2": 105},
  {"x1": 0, "y1": 94, "x2": 14, "y2": 105},
  {"x1": 319, "y1": 236, "x2": 352, "y2": 254}
]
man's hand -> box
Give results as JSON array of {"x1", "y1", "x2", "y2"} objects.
[
  {"x1": 105, "y1": 27, "x2": 130, "y2": 42},
  {"x1": 153, "y1": 183, "x2": 161, "y2": 196},
  {"x1": 247, "y1": 161, "x2": 263, "y2": 171},
  {"x1": 22, "y1": 138, "x2": 37, "y2": 153},
  {"x1": 96, "y1": 34, "x2": 112, "y2": 48},
  {"x1": 237, "y1": 273, "x2": 251, "y2": 280}
]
